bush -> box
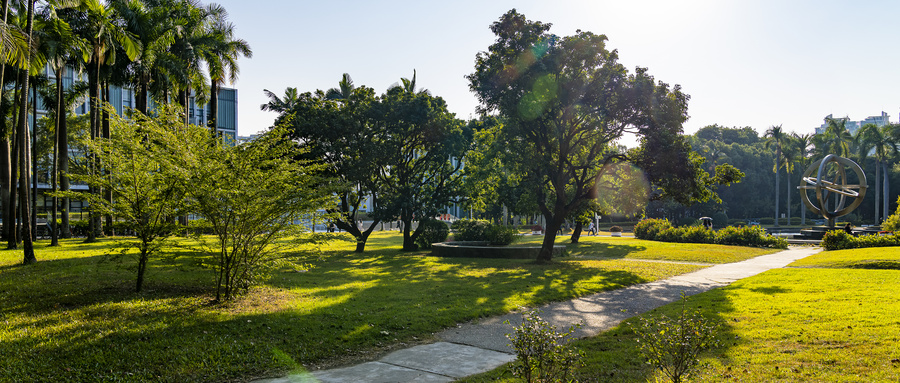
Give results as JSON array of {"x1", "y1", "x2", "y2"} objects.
[
  {"x1": 822, "y1": 230, "x2": 856, "y2": 250},
  {"x1": 759, "y1": 217, "x2": 774, "y2": 225},
  {"x1": 506, "y1": 309, "x2": 583, "y2": 383},
  {"x1": 451, "y1": 219, "x2": 492, "y2": 241},
  {"x1": 634, "y1": 218, "x2": 672, "y2": 240},
  {"x1": 715, "y1": 225, "x2": 788, "y2": 249},
  {"x1": 609, "y1": 225, "x2": 623, "y2": 232},
  {"x1": 634, "y1": 218, "x2": 787, "y2": 249},
  {"x1": 677, "y1": 217, "x2": 697, "y2": 227},
  {"x1": 486, "y1": 224, "x2": 519, "y2": 245},
  {"x1": 822, "y1": 230, "x2": 900, "y2": 250},
  {"x1": 711, "y1": 212, "x2": 728, "y2": 226},
  {"x1": 882, "y1": 196, "x2": 900, "y2": 232},
  {"x1": 680, "y1": 225, "x2": 716, "y2": 244},
  {"x1": 415, "y1": 219, "x2": 450, "y2": 249},
  {"x1": 631, "y1": 293, "x2": 721, "y2": 383}
]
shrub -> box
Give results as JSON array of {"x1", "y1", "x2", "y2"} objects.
[
  {"x1": 451, "y1": 219, "x2": 492, "y2": 241},
  {"x1": 759, "y1": 217, "x2": 774, "y2": 225},
  {"x1": 714, "y1": 225, "x2": 788, "y2": 249},
  {"x1": 822, "y1": 230, "x2": 855, "y2": 250},
  {"x1": 822, "y1": 230, "x2": 900, "y2": 250},
  {"x1": 882, "y1": 196, "x2": 900, "y2": 232},
  {"x1": 415, "y1": 219, "x2": 450, "y2": 249},
  {"x1": 680, "y1": 225, "x2": 716, "y2": 244},
  {"x1": 506, "y1": 309, "x2": 583, "y2": 383},
  {"x1": 634, "y1": 218, "x2": 672, "y2": 240},
  {"x1": 486, "y1": 224, "x2": 519, "y2": 245},
  {"x1": 609, "y1": 225, "x2": 623, "y2": 232},
  {"x1": 632, "y1": 293, "x2": 721, "y2": 383}
]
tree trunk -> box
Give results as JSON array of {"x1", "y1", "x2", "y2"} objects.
[
  {"x1": 875, "y1": 159, "x2": 881, "y2": 223},
  {"x1": 883, "y1": 161, "x2": 890, "y2": 224},
  {"x1": 774, "y1": 149, "x2": 780, "y2": 226},
  {"x1": 17, "y1": 0, "x2": 36, "y2": 264},
  {"x1": 85, "y1": 59, "x2": 99, "y2": 243},
  {"x1": 785, "y1": 168, "x2": 791, "y2": 225},
  {"x1": 58, "y1": 65, "x2": 71, "y2": 238},
  {"x1": 537, "y1": 215, "x2": 563, "y2": 263},
  {"x1": 570, "y1": 221, "x2": 583, "y2": 243},
  {"x1": 208, "y1": 80, "x2": 218, "y2": 134},
  {"x1": 103, "y1": 83, "x2": 113, "y2": 236},
  {"x1": 31, "y1": 81, "x2": 37, "y2": 238}
]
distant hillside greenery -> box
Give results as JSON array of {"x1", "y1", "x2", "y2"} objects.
[{"x1": 661, "y1": 123, "x2": 900, "y2": 225}]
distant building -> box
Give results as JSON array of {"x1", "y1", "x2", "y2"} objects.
[
  {"x1": 814, "y1": 111, "x2": 890, "y2": 135},
  {"x1": 26, "y1": 65, "x2": 239, "y2": 217}
]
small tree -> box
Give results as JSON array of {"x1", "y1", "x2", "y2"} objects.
[
  {"x1": 632, "y1": 293, "x2": 721, "y2": 383},
  {"x1": 66, "y1": 105, "x2": 188, "y2": 292},
  {"x1": 506, "y1": 309, "x2": 583, "y2": 383},
  {"x1": 181, "y1": 126, "x2": 332, "y2": 301}
]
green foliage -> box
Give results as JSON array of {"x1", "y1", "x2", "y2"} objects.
[
  {"x1": 180, "y1": 125, "x2": 333, "y2": 301},
  {"x1": 609, "y1": 225, "x2": 623, "y2": 232},
  {"x1": 414, "y1": 219, "x2": 449, "y2": 249},
  {"x1": 486, "y1": 224, "x2": 520, "y2": 245},
  {"x1": 634, "y1": 218, "x2": 787, "y2": 249},
  {"x1": 452, "y1": 219, "x2": 492, "y2": 241},
  {"x1": 506, "y1": 309, "x2": 583, "y2": 383},
  {"x1": 882, "y1": 196, "x2": 900, "y2": 232},
  {"x1": 632, "y1": 293, "x2": 721, "y2": 383},
  {"x1": 452, "y1": 219, "x2": 521, "y2": 245},
  {"x1": 64, "y1": 104, "x2": 189, "y2": 292},
  {"x1": 822, "y1": 231, "x2": 900, "y2": 251},
  {"x1": 634, "y1": 218, "x2": 672, "y2": 240}
]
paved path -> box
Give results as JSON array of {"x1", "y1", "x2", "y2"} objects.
[{"x1": 253, "y1": 246, "x2": 821, "y2": 383}]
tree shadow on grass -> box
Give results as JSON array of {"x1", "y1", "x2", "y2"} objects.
[{"x1": 0, "y1": 236, "x2": 676, "y2": 382}]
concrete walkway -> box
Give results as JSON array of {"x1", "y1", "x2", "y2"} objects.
[{"x1": 253, "y1": 246, "x2": 821, "y2": 383}]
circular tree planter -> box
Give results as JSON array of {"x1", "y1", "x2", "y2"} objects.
[{"x1": 431, "y1": 241, "x2": 567, "y2": 259}]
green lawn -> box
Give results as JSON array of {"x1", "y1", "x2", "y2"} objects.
[
  {"x1": 463, "y1": 246, "x2": 900, "y2": 382},
  {"x1": 0, "y1": 232, "x2": 774, "y2": 382}
]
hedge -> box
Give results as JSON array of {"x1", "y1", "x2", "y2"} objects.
[{"x1": 634, "y1": 218, "x2": 787, "y2": 249}]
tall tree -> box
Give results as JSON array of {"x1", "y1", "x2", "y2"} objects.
[
  {"x1": 371, "y1": 73, "x2": 470, "y2": 250},
  {"x1": 764, "y1": 125, "x2": 787, "y2": 226},
  {"x1": 72, "y1": 0, "x2": 139, "y2": 241},
  {"x1": 200, "y1": 3, "x2": 251, "y2": 134},
  {"x1": 260, "y1": 86, "x2": 300, "y2": 113},
  {"x1": 792, "y1": 132, "x2": 813, "y2": 225},
  {"x1": 857, "y1": 123, "x2": 896, "y2": 223},
  {"x1": 468, "y1": 10, "x2": 732, "y2": 261},
  {"x1": 15, "y1": 0, "x2": 36, "y2": 264}
]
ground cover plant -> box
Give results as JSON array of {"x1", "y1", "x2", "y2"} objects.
[
  {"x1": 0, "y1": 231, "x2": 714, "y2": 382},
  {"x1": 462, "y1": 247, "x2": 900, "y2": 382}
]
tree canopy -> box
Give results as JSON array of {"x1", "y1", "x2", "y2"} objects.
[{"x1": 468, "y1": 10, "x2": 737, "y2": 261}]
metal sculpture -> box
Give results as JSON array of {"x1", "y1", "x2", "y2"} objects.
[{"x1": 798, "y1": 154, "x2": 867, "y2": 227}]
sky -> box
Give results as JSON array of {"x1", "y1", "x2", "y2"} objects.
[{"x1": 210, "y1": 0, "x2": 900, "y2": 144}]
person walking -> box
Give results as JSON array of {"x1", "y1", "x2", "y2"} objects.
[{"x1": 587, "y1": 221, "x2": 595, "y2": 236}]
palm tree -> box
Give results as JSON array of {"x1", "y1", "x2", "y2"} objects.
[
  {"x1": 200, "y1": 3, "x2": 251, "y2": 134},
  {"x1": 858, "y1": 123, "x2": 896, "y2": 224},
  {"x1": 765, "y1": 125, "x2": 787, "y2": 226},
  {"x1": 35, "y1": 5, "x2": 87, "y2": 243},
  {"x1": 72, "y1": 0, "x2": 139, "y2": 241},
  {"x1": 792, "y1": 133, "x2": 813, "y2": 225},
  {"x1": 14, "y1": 0, "x2": 36, "y2": 263},
  {"x1": 325, "y1": 73, "x2": 355, "y2": 101},
  {"x1": 260, "y1": 87, "x2": 300, "y2": 113}
]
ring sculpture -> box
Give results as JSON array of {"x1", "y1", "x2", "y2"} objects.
[{"x1": 797, "y1": 154, "x2": 867, "y2": 227}]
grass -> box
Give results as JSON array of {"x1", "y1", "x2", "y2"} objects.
[
  {"x1": 463, "y1": 246, "x2": 900, "y2": 383},
  {"x1": 536, "y1": 235, "x2": 778, "y2": 264},
  {"x1": 0, "y1": 231, "x2": 745, "y2": 383}
]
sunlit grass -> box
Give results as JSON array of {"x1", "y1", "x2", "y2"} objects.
[
  {"x1": 0, "y1": 231, "x2": 770, "y2": 382},
  {"x1": 464, "y1": 247, "x2": 900, "y2": 383}
]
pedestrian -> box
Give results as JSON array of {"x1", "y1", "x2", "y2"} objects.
[
  {"x1": 844, "y1": 222, "x2": 853, "y2": 235},
  {"x1": 587, "y1": 221, "x2": 595, "y2": 236}
]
